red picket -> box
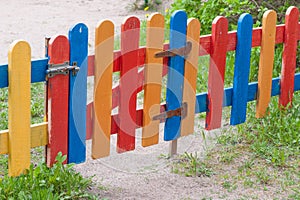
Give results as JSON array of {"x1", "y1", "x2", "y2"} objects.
[
  {"x1": 117, "y1": 16, "x2": 140, "y2": 152},
  {"x1": 205, "y1": 16, "x2": 228, "y2": 130},
  {"x1": 280, "y1": 7, "x2": 299, "y2": 107},
  {"x1": 46, "y1": 35, "x2": 70, "y2": 166}
]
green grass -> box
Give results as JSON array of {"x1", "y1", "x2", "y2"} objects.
[
  {"x1": 171, "y1": 152, "x2": 214, "y2": 177},
  {"x1": 0, "y1": 82, "x2": 45, "y2": 130},
  {"x1": 171, "y1": 92, "x2": 300, "y2": 197},
  {"x1": 0, "y1": 153, "x2": 98, "y2": 200},
  {"x1": 238, "y1": 93, "x2": 300, "y2": 167}
]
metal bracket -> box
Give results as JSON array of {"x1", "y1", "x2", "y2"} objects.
[
  {"x1": 46, "y1": 61, "x2": 80, "y2": 79},
  {"x1": 155, "y1": 41, "x2": 192, "y2": 58},
  {"x1": 152, "y1": 102, "x2": 187, "y2": 121}
]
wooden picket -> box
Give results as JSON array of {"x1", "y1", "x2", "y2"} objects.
[
  {"x1": 180, "y1": 18, "x2": 200, "y2": 136},
  {"x1": 279, "y1": 7, "x2": 299, "y2": 107},
  {"x1": 68, "y1": 23, "x2": 88, "y2": 164},
  {"x1": 256, "y1": 10, "x2": 277, "y2": 118},
  {"x1": 230, "y1": 13, "x2": 253, "y2": 125},
  {"x1": 46, "y1": 35, "x2": 70, "y2": 166},
  {"x1": 164, "y1": 10, "x2": 187, "y2": 141},
  {"x1": 8, "y1": 40, "x2": 31, "y2": 176},
  {"x1": 142, "y1": 13, "x2": 164, "y2": 147},
  {"x1": 118, "y1": 16, "x2": 140, "y2": 152},
  {"x1": 92, "y1": 20, "x2": 114, "y2": 158},
  {"x1": 0, "y1": 7, "x2": 299, "y2": 176},
  {"x1": 205, "y1": 16, "x2": 228, "y2": 130}
]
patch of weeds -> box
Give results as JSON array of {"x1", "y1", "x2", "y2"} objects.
[
  {"x1": 221, "y1": 174, "x2": 237, "y2": 192},
  {"x1": 217, "y1": 127, "x2": 243, "y2": 146},
  {"x1": 0, "y1": 152, "x2": 98, "y2": 199},
  {"x1": 238, "y1": 93, "x2": 300, "y2": 167},
  {"x1": 30, "y1": 82, "x2": 45, "y2": 124},
  {"x1": 172, "y1": 152, "x2": 214, "y2": 177},
  {"x1": 218, "y1": 147, "x2": 239, "y2": 164},
  {"x1": 0, "y1": 155, "x2": 8, "y2": 176},
  {"x1": 289, "y1": 189, "x2": 300, "y2": 200},
  {"x1": 243, "y1": 178, "x2": 255, "y2": 188},
  {"x1": 254, "y1": 167, "x2": 271, "y2": 185},
  {"x1": 0, "y1": 82, "x2": 45, "y2": 130},
  {"x1": 158, "y1": 153, "x2": 170, "y2": 159},
  {"x1": 132, "y1": 0, "x2": 162, "y2": 10}
]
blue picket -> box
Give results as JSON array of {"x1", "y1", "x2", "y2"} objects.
[
  {"x1": 230, "y1": 13, "x2": 253, "y2": 125},
  {"x1": 68, "y1": 23, "x2": 88, "y2": 164},
  {"x1": 164, "y1": 10, "x2": 187, "y2": 141}
]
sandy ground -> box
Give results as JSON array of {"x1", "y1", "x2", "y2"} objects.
[
  {"x1": 0, "y1": 1, "x2": 289, "y2": 199},
  {"x1": 0, "y1": 0, "x2": 170, "y2": 63}
]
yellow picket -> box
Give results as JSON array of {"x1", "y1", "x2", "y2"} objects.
[
  {"x1": 142, "y1": 13, "x2": 164, "y2": 147},
  {"x1": 92, "y1": 20, "x2": 114, "y2": 158},
  {"x1": 256, "y1": 10, "x2": 277, "y2": 118},
  {"x1": 181, "y1": 18, "x2": 200, "y2": 136},
  {"x1": 8, "y1": 40, "x2": 31, "y2": 176}
]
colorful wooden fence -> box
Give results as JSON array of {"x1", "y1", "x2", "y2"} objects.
[{"x1": 0, "y1": 7, "x2": 299, "y2": 176}]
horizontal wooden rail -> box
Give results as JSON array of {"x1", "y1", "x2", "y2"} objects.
[
  {"x1": 0, "y1": 122, "x2": 48, "y2": 154},
  {"x1": 0, "y1": 58, "x2": 48, "y2": 88},
  {"x1": 1, "y1": 72, "x2": 297, "y2": 147},
  {"x1": 85, "y1": 72, "x2": 300, "y2": 137}
]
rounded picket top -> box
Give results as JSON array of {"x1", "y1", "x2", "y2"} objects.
[{"x1": 48, "y1": 35, "x2": 70, "y2": 64}]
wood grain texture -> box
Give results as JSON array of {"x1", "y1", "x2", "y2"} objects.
[
  {"x1": 230, "y1": 14, "x2": 253, "y2": 125},
  {"x1": 118, "y1": 16, "x2": 140, "y2": 152},
  {"x1": 205, "y1": 16, "x2": 228, "y2": 130},
  {"x1": 180, "y1": 18, "x2": 200, "y2": 136},
  {"x1": 8, "y1": 40, "x2": 31, "y2": 176},
  {"x1": 46, "y1": 35, "x2": 70, "y2": 166},
  {"x1": 0, "y1": 122, "x2": 48, "y2": 155},
  {"x1": 68, "y1": 23, "x2": 88, "y2": 164},
  {"x1": 142, "y1": 13, "x2": 164, "y2": 147},
  {"x1": 92, "y1": 20, "x2": 114, "y2": 158},
  {"x1": 256, "y1": 10, "x2": 277, "y2": 118},
  {"x1": 164, "y1": 10, "x2": 187, "y2": 141},
  {"x1": 279, "y1": 6, "x2": 299, "y2": 107}
]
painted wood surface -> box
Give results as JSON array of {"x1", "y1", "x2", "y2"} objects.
[
  {"x1": 256, "y1": 10, "x2": 277, "y2": 118},
  {"x1": 279, "y1": 7, "x2": 299, "y2": 107},
  {"x1": 164, "y1": 10, "x2": 187, "y2": 141},
  {"x1": 0, "y1": 22, "x2": 298, "y2": 89},
  {"x1": 142, "y1": 13, "x2": 164, "y2": 147},
  {"x1": 8, "y1": 40, "x2": 31, "y2": 176},
  {"x1": 230, "y1": 14, "x2": 253, "y2": 125},
  {"x1": 205, "y1": 16, "x2": 228, "y2": 130},
  {"x1": 0, "y1": 122, "x2": 48, "y2": 155},
  {"x1": 92, "y1": 20, "x2": 114, "y2": 158},
  {"x1": 180, "y1": 18, "x2": 200, "y2": 136},
  {"x1": 46, "y1": 35, "x2": 70, "y2": 166},
  {"x1": 68, "y1": 23, "x2": 88, "y2": 164},
  {"x1": 118, "y1": 16, "x2": 140, "y2": 152}
]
